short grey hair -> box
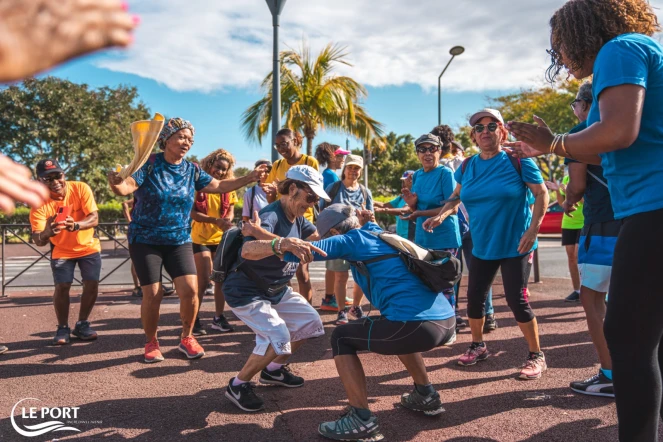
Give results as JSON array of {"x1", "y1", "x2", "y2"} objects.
[
  {"x1": 577, "y1": 81, "x2": 593, "y2": 104},
  {"x1": 324, "y1": 205, "x2": 361, "y2": 237}
]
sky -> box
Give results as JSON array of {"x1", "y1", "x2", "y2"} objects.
[{"x1": 44, "y1": 0, "x2": 663, "y2": 169}]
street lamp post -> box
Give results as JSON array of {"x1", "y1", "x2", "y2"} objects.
[
  {"x1": 438, "y1": 46, "x2": 465, "y2": 126},
  {"x1": 266, "y1": 0, "x2": 287, "y2": 162}
]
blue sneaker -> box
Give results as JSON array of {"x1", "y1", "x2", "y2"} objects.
[
  {"x1": 72, "y1": 321, "x2": 97, "y2": 341},
  {"x1": 52, "y1": 325, "x2": 70, "y2": 345},
  {"x1": 320, "y1": 296, "x2": 339, "y2": 312}
]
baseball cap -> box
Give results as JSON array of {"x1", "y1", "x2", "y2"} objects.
[
  {"x1": 343, "y1": 154, "x2": 364, "y2": 169},
  {"x1": 400, "y1": 170, "x2": 415, "y2": 180},
  {"x1": 414, "y1": 133, "x2": 442, "y2": 147},
  {"x1": 469, "y1": 108, "x2": 504, "y2": 126},
  {"x1": 285, "y1": 165, "x2": 331, "y2": 201},
  {"x1": 316, "y1": 204, "x2": 354, "y2": 238},
  {"x1": 254, "y1": 158, "x2": 272, "y2": 168},
  {"x1": 36, "y1": 159, "x2": 64, "y2": 178},
  {"x1": 451, "y1": 141, "x2": 465, "y2": 152},
  {"x1": 334, "y1": 147, "x2": 351, "y2": 155}
]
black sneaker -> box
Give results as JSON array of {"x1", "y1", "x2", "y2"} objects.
[
  {"x1": 455, "y1": 315, "x2": 467, "y2": 330},
  {"x1": 72, "y1": 321, "x2": 98, "y2": 340},
  {"x1": 259, "y1": 364, "x2": 304, "y2": 388},
  {"x1": 0, "y1": 345, "x2": 7, "y2": 354},
  {"x1": 211, "y1": 315, "x2": 234, "y2": 332},
  {"x1": 565, "y1": 291, "x2": 580, "y2": 302},
  {"x1": 53, "y1": 325, "x2": 71, "y2": 345},
  {"x1": 400, "y1": 386, "x2": 446, "y2": 416},
  {"x1": 131, "y1": 287, "x2": 143, "y2": 298},
  {"x1": 483, "y1": 314, "x2": 498, "y2": 332},
  {"x1": 192, "y1": 317, "x2": 207, "y2": 336},
  {"x1": 318, "y1": 406, "x2": 383, "y2": 441},
  {"x1": 163, "y1": 286, "x2": 175, "y2": 296},
  {"x1": 205, "y1": 282, "x2": 214, "y2": 296},
  {"x1": 225, "y1": 378, "x2": 265, "y2": 412},
  {"x1": 570, "y1": 370, "x2": 614, "y2": 398}
]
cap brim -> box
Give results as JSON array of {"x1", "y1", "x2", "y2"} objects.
[
  {"x1": 334, "y1": 149, "x2": 351, "y2": 155},
  {"x1": 309, "y1": 184, "x2": 331, "y2": 202},
  {"x1": 470, "y1": 112, "x2": 503, "y2": 126},
  {"x1": 38, "y1": 168, "x2": 64, "y2": 178},
  {"x1": 344, "y1": 161, "x2": 363, "y2": 169}
]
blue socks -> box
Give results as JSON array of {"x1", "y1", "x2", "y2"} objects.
[{"x1": 600, "y1": 368, "x2": 613, "y2": 380}]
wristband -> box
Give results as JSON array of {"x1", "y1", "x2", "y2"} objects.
[{"x1": 271, "y1": 238, "x2": 279, "y2": 255}]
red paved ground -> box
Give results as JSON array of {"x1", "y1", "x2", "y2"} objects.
[{"x1": 0, "y1": 278, "x2": 660, "y2": 441}]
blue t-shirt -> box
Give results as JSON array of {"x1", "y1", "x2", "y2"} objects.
[
  {"x1": 322, "y1": 168, "x2": 340, "y2": 191},
  {"x1": 455, "y1": 151, "x2": 543, "y2": 260},
  {"x1": 129, "y1": 154, "x2": 213, "y2": 245},
  {"x1": 589, "y1": 33, "x2": 663, "y2": 219},
  {"x1": 284, "y1": 223, "x2": 455, "y2": 322},
  {"x1": 564, "y1": 121, "x2": 615, "y2": 224},
  {"x1": 411, "y1": 165, "x2": 461, "y2": 250},
  {"x1": 223, "y1": 201, "x2": 316, "y2": 308},
  {"x1": 389, "y1": 195, "x2": 409, "y2": 238},
  {"x1": 321, "y1": 181, "x2": 374, "y2": 211}
]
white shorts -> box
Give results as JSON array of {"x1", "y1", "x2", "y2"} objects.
[
  {"x1": 230, "y1": 289, "x2": 325, "y2": 356},
  {"x1": 579, "y1": 263, "x2": 612, "y2": 293}
]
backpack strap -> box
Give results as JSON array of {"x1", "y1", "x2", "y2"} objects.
[
  {"x1": 507, "y1": 154, "x2": 522, "y2": 178},
  {"x1": 460, "y1": 156, "x2": 473, "y2": 174},
  {"x1": 359, "y1": 184, "x2": 369, "y2": 207},
  {"x1": 146, "y1": 153, "x2": 158, "y2": 176},
  {"x1": 193, "y1": 162, "x2": 200, "y2": 183},
  {"x1": 324, "y1": 181, "x2": 343, "y2": 209},
  {"x1": 587, "y1": 169, "x2": 609, "y2": 189},
  {"x1": 249, "y1": 186, "x2": 256, "y2": 216}
]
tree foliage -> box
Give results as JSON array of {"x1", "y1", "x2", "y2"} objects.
[
  {"x1": 363, "y1": 132, "x2": 420, "y2": 196},
  {"x1": 0, "y1": 77, "x2": 151, "y2": 203}
]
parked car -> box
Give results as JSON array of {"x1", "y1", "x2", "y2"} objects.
[{"x1": 540, "y1": 202, "x2": 563, "y2": 234}]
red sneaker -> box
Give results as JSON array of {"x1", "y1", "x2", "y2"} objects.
[
  {"x1": 519, "y1": 352, "x2": 547, "y2": 380},
  {"x1": 144, "y1": 338, "x2": 164, "y2": 363},
  {"x1": 179, "y1": 335, "x2": 205, "y2": 359},
  {"x1": 458, "y1": 342, "x2": 489, "y2": 366}
]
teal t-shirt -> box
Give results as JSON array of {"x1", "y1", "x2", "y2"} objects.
[
  {"x1": 389, "y1": 195, "x2": 409, "y2": 238},
  {"x1": 589, "y1": 33, "x2": 663, "y2": 219},
  {"x1": 411, "y1": 165, "x2": 461, "y2": 250},
  {"x1": 455, "y1": 151, "x2": 544, "y2": 260}
]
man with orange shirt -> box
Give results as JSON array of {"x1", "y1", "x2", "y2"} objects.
[{"x1": 30, "y1": 159, "x2": 101, "y2": 345}]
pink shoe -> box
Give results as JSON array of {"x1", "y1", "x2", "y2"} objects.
[
  {"x1": 144, "y1": 338, "x2": 164, "y2": 363},
  {"x1": 458, "y1": 343, "x2": 489, "y2": 366},
  {"x1": 179, "y1": 335, "x2": 205, "y2": 359},
  {"x1": 519, "y1": 352, "x2": 547, "y2": 380}
]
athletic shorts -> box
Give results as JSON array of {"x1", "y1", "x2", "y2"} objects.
[
  {"x1": 578, "y1": 220, "x2": 620, "y2": 293},
  {"x1": 230, "y1": 289, "x2": 325, "y2": 356},
  {"x1": 129, "y1": 242, "x2": 197, "y2": 286},
  {"x1": 51, "y1": 252, "x2": 102, "y2": 285},
  {"x1": 331, "y1": 316, "x2": 456, "y2": 357},
  {"x1": 326, "y1": 258, "x2": 351, "y2": 272},
  {"x1": 192, "y1": 243, "x2": 218, "y2": 255},
  {"x1": 561, "y1": 228, "x2": 581, "y2": 246}
]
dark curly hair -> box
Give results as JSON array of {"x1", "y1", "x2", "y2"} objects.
[
  {"x1": 314, "y1": 142, "x2": 336, "y2": 166},
  {"x1": 547, "y1": 0, "x2": 660, "y2": 82},
  {"x1": 430, "y1": 124, "x2": 455, "y2": 154}
]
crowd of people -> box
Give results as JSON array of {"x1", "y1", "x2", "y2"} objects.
[{"x1": 0, "y1": 0, "x2": 662, "y2": 441}]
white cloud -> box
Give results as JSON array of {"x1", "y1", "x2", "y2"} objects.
[{"x1": 99, "y1": 0, "x2": 663, "y2": 93}]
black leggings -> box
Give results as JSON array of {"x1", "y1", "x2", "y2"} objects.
[
  {"x1": 331, "y1": 316, "x2": 456, "y2": 357},
  {"x1": 604, "y1": 208, "x2": 663, "y2": 442},
  {"x1": 466, "y1": 253, "x2": 535, "y2": 323}
]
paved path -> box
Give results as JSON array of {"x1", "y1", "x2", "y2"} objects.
[{"x1": 1, "y1": 278, "x2": 661, "y2": 441}]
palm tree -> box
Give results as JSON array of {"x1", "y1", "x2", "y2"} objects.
[{"x1": 241, "y1": 42, "x2": 384, "y2": 156}]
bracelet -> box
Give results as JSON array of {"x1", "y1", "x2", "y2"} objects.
[
  {"x1": 549, "y1": 134, "x2": 561, "y2": 154},
  {"x1": 276, "y1": 237, "x2": 284, "y2": 255},
  {"x1": 271, "y1": 238, "x2": 279, "y2": 255},
  {"x1": 561, "y1": 133, "x2": 574, "y2": 159}
]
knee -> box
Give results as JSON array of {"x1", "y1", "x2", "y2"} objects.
[
  {"x1": 507, "y1": 293, "x2": 534, "y2": 323},
  {"x1": 176, "y1": 284, "x2": 197, "y2": 300},
  {"x1": 54, "y1": 283, "x2": 72, "y2": 297},
  {"x1": 466, "y1": 292, "x2": 485, "y2": 319}
]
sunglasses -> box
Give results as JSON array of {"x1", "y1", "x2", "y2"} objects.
[
  {"x1": 295, "y1": 184, "x2": 319, "y2": 204},
  {"x1": 570, "y1": 98, "x2": 589, "y2": 110},
  {"x1": 40, "y1": 173, "x2": 63, "y2": 183},
  {"x1": 474, "y1": 122, "x2": 499, "y2": 133},
  {"x1": 416, "y1": 146, "x2": 440, "y2": 154}
]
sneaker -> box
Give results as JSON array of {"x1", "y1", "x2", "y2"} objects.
[
  {"x1": 345, "y1": 297, "x2": 353, "y2": 306},
  {"x1": 483, "y1": 314, "x2": 498, "y2": 332},
  {"x1": 400, "y1": 386, "x2": 445, "y2": 416},
  {"x1": 211, "y1": 315, "x2": 234, "y2": 332},
  {"x1": 570, "y1": 370, "x2": 614, "y2": 397},
  {"x1": 443, "y1": 331, "x2": 456, "y2": 346},
  {"x1": 225, "y1": 378, "x2": 265, "y2": 412},
  {"x1": 131, "y1": 287, "x2": 143, "y2": 298},
  {"x1": 0, "y1": 345, "x2": 8, "y2": 354},
  {"x1": 565, "y1": 291, "x2": 580, "y2": 302},
  {"x1": 320, "y1": 296, "x2": 339, "y2": 312},
  {"x1": 260, "y1": 364, "x2": 304, "y2": 388},
  {"x1": 458, "y1": 342, "x2": 489, "y2": 366},
  {"x1": 349, "y1": 305, "x2": 365, "y2": 320},
  {"x1": 455, "y1": 315, "x2": 467, "y2": 329},
  {"x1": 336, "y1": 309, "x2": 349, "y2": 325},
  {"x1": 318, "y1": 406, "x2": 383, "y2": 441},
  {"x1": 519, "y1": 352, "x2": 547, "y2": 380},
  {"x1": 192, "y1": 317, "x2": 207, "y2": 336},
  {"x1": 52, "y1": 325, "x2": 70, "y2": 345},
  {"x1": 163, "y1": 286, "x2": 175, "y2": 296},
  {"x1": 178, "y1": 336, "x2": 205, "y2": 359},
  {"x1": 72, "y1": 320, "x2": 98, "y2": 341},
  {"x1": 144, "y1": 338, "x2": 165, "y2": 363},
  {"x1": 205, "y1": 282, "x2": 214, "y2": 296}
]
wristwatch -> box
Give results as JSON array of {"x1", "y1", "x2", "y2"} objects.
[{"x1": 72, "y1": 223, "x2": 80, "y2": 231}]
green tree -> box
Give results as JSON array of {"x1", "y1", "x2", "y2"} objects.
[
  {"x1": 241, "y1": 42, "x2": 384, "y2": 156},
  {"x1": 0, "y1": 77, "x2": 150, "y2": 202},
  {"x1": 362, "y1": 132, "x2": 419, "y2": 196}
]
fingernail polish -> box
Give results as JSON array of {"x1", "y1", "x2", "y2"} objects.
[
  {"x1": 132, "y1": 15, "x2": 141, "y2": 25},
  {"x1": 121, "y1": 1, "x2": 129, "y2": 11}
]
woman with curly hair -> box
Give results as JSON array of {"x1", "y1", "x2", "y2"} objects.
[
  {"x1": 190, "y1": 149, "x2": 238, "y2": 335},
  {"x1": 431, "y1": 124, "x2": 463, "y2": 171},
  {"x1": 506, "y1": 1, "x2": 663, "y2": 439}
]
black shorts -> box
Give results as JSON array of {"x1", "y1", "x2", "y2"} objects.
[
  {"x1": 192, "y1": 243, "x2": 218, "y2": 254},
  {"x1": 129, "y1": 242, "x2": 197, "y2": 286},
  {"x1": 331, "y1": 316, "x2": 456, "y2": 357},
  {"x1": 561, "y1": 228, "x2": 581, "y2": 246}
]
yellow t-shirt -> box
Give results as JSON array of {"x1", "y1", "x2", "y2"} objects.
[
  {"x1": 190, "y1": 191, "x2": 238, "y2": 245},
  {"x1": 29, "y1": 181, "x2": 101, "y2": 259},
  {"x1": 265, "y1": 155, "x2": 319, "y2": 222}
]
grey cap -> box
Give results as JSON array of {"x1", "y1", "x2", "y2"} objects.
[
  {"x1": 285, "y1": 165, "x2": 331, "y2": 202},
  {"x1": 316, "y1": 204, "x2": 354, "y2": 238},
  {"x1": 414, "y1": 133, "x2": 442, "y2": 147},
  {"x1": 469, "y1": 108, "x2": 504, "y2": 126}
]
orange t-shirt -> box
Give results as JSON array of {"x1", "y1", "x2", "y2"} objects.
[{"x1": 29, "y1": 181, "x2": 101, "y2": 259}]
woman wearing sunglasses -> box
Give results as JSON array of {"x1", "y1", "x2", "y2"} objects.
[
  {"x1": 402, "y1": 133, "x2": 462, "y2": 335},
  {"x1": 423, "y1": 109, "x2": 549, "y2": 380}
]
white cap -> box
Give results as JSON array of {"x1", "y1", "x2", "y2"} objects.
[
  {"x1": 343, "y1": 154, "x2": 364, "y2": 169},
  {"x1": 285, "y1": 165, "x2": 331, "y2": 202},
  {"x1": 469, "y1": 108, "x2": 504, "y2": 126}
]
